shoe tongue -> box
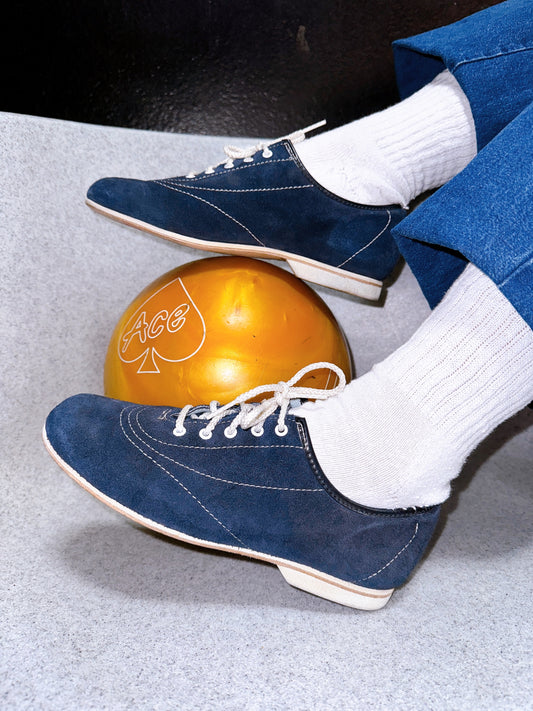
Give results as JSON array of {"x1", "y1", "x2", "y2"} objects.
[
  {"x1": 189, "y1": 405, "x2": 213, "y2": 419},
  {"x1": 190, "y1": 398, "x2": 301, "y2": 421},
  {"x1": 190, "y1": 404, "x2": 240, "y2": 420},
  {"x1": 288, "y1": 398, "x2": 303, "y2": 412}
]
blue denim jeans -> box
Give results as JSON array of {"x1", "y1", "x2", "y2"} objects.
[{"x1": 390, "y1": 0, "x2": 533, "y2": 329}]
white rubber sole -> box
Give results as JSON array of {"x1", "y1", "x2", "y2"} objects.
[
  {"x1": 43, "y1": 426, "x2": 393, "y2": 610},
  {"x1": 86, "y1": 199, "x2": 384, "y2": 301}
]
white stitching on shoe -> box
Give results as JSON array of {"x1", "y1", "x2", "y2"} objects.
[
  {"x1": 135, "y1": 408, "x2": 300, "y2": 450},
  {"x1": 358, "y1": 523, "x2": 419, "y2": 582},
  {"x1": 153, "y1": 182, "x2": 266, "y2": 247},
  {"x1": 336, "y1": 210, "x2": 392, "y2": 269},
  {"x1": 119, "y1": 407, "x2": 246, "y2": 545},
  {"x1": 158, "y1": 182, "x2": 314, "y2": 193},
  {"x1": 168, "y1": 158, "x2": 293, "y2": 182},
  {"x1": 157, "y1": 409, "x2": 173, "y2": 421},
  {"x1": 128, "y1": 407, "x2": 322, "y2": 492}
]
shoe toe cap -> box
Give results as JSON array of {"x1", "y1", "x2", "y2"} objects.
[
  {"x1": 87, "y1": 177, "x2": 141, "y2": 211},
  {"x1": 43, "y1": 395, "x2": 236, "y2": 541},
  {"x1": 86, "y1": 177, "x2": 186, "y2": 232},
  {"x1": 44, "y1": 394, "x2": 173, "y2": 518},
  {"x1": 44, "y1": 394, "x2": 127, "y2": 479}
]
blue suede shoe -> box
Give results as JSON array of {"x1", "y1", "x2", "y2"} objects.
[
  {"x1": 87, "y1": 126, "x2": 406, "y2": 301},
  {"x1": 43, "y1": 363, "x2": 440, "y2": 610}
]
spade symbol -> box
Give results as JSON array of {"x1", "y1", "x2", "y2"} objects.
[{"x1": 118, "y1": 276, "x2": 206, "y2": 373}]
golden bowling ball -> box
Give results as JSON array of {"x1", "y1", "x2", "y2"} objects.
[{"x1": 104, "y1": 256, "x2": 353, "y2": 406}]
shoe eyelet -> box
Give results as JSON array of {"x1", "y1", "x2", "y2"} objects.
[
  {"x1": 224, "y1": 426, "x2": 237, "y2": 439},
  {"x1": 262, "y1": 148, "x2": 273, "y2": 158},
  {"x1": 224, "y1": 160, "x2": 234, "y2": 169},
  {"x1": 275, "y1": 424, "x2": 288, "y2": 437},
  {"x1": 173, "y1": 426, "x2": 187, "y2": 437},
  {"x1": 243, "y1": 156, "x2": 254, "y2": 163},
  {"x1": 251, "y1": 424, "x2": 264, "y2": 437},
  {"x1": 204, "y1": 167, "x2": 215, "y2": 175},
  {"x1": 199, "y1": 427, "x2": 213, "y2": 440}
]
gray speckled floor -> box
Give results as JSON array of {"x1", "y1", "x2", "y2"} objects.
[{"x1": 2, "y1": 111, "x2": 532, "y2": 710}]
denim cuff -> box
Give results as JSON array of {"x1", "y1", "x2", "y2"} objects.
[
  {"x1": 392, "y1": 100, "x2": 533, "y2": 331},
  {"x1": 392, "y1": 0, "x2": 533, "y2": 149}
]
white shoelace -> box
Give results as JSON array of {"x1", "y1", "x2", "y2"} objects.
[
  {"x1": 172, "y1": 361, "x2": 345, "y2": 440},
  {"x1": 186, "y1": 120, "x2": 326, "y2": 178}
]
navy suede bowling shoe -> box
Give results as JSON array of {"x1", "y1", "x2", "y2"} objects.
[
  {"x1": 86, "y1": 125, "x2": 406, "y2": 301},
  {"x1": 43, "y1": 363, "x2": 440, "y2": 610}
]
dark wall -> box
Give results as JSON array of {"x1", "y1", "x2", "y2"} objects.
[{"x1": 5, "y1": 0, "x2": 500, "y2": 135}]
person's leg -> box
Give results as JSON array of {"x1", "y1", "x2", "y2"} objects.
[
  {"x1": 295, "y1": 2, "x2": 533, "y2": 509},
  {"x1": 42, "y1": 1, "x2": 533, "y2": 610},
  {"x1": 298, "y1": 263, "x2": 533, "y2": 509},
  {"x1": 393, "y1": 99, "x2": 533, "y2": 318},
  {"x1": 85, "y1": 1, "x2": 533, "y2": 301},
  {"x1": 296, "y1": 0, "x2": 533, "y2": 209},
  {"x1": 393, "y1": 0, "x2": 533, "y2": 150},
  {"x1": 299, "y1": 100, "x2": 533, "y2": 510},
  {"x1": 295, "y1": 1, "x2": 533, "y2": 508},
  {"x1": 44, "y1": 108, "x2": 533, "y2": 609}
]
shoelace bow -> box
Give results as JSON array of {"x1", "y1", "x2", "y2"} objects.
[
  {"x1": 172, "y1": 361, "x2": 345, "y2": 440},
  {"x1": 186, "y1": 119, "x2": 326, "y2": 177}
]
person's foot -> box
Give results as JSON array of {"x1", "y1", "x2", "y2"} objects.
[
  {"x1": 295, "y1": 71, "x2": 476, "y2": 208},
  {"x1": 297, "y1": 265, "x2": 533, "y2": 510},
  {"x1": 86, "y1": 125, "x2": 405, "y2": 301},
  {"x1": 43, "y1": 363, "x2": 440, "y2": 610},
  {"x1": 87, "y1": 71, "x2": 476, "y2": 301}
]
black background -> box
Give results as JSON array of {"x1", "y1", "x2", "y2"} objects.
[{"x1": 5, "y1": 0, "x2": 500, "y2": 135}]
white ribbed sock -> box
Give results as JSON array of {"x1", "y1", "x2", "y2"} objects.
[
  {"x1": 295, "y1": 70, "x2": 477, "y2": 207},
  {"x1": 296, "y1": 264, "x2": 533, "y2": 509}
]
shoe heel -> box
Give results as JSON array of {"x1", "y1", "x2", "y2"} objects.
[
  {"x1": 278, "y1": 565, "x2": 393, "y2": 610},
  {"x1": 286, "y1": 259, "x2": 383, "y2": 301}
]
